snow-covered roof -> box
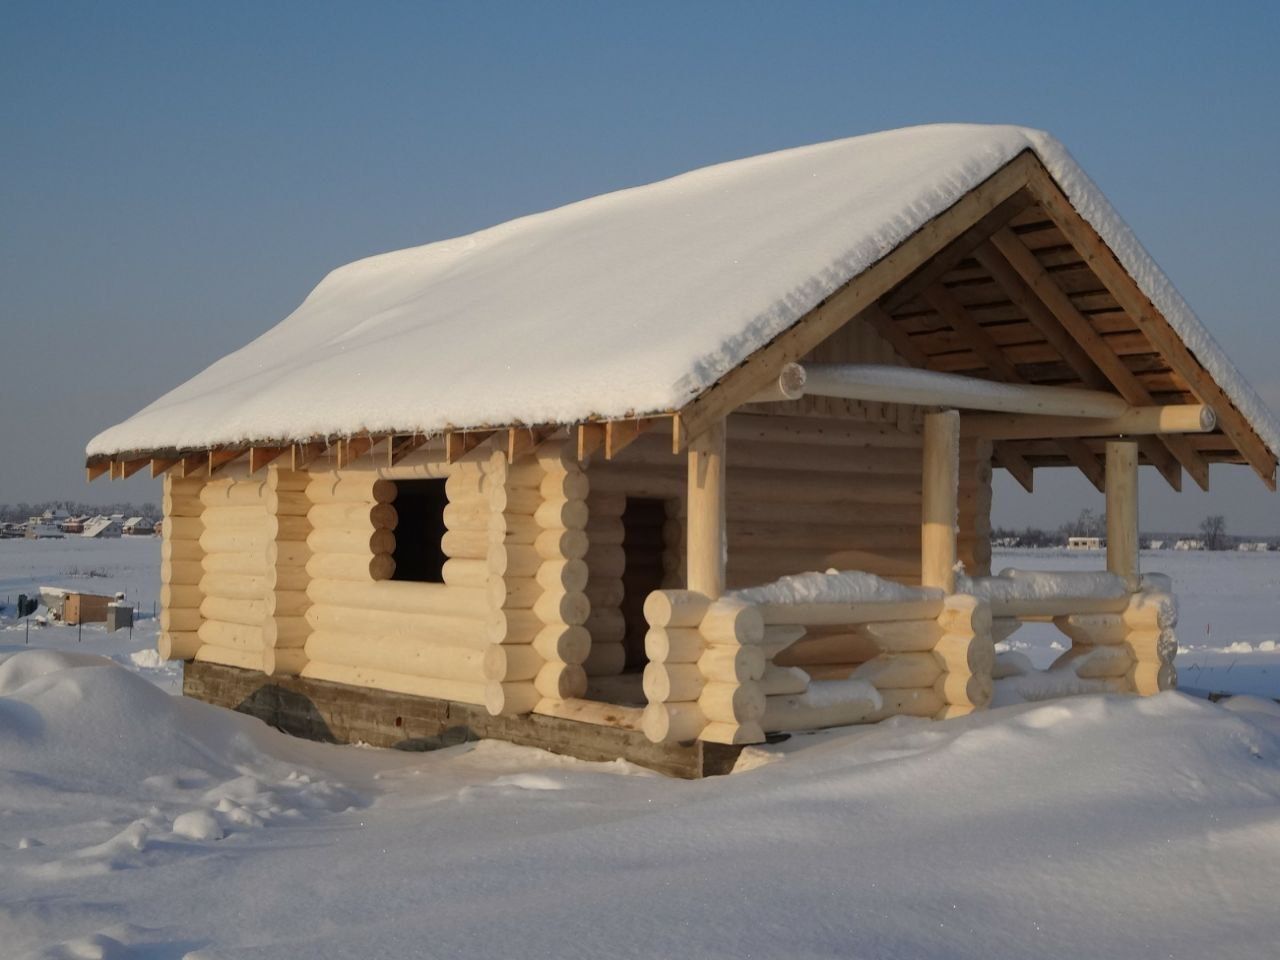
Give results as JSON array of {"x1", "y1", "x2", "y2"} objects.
[{"x1": 87, "y1": 124, "x2": 1280, "y2": 463}]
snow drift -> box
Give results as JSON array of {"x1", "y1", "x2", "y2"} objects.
[{"x1": 4, "y1": 651, "x2": 1280, "y2": 958}]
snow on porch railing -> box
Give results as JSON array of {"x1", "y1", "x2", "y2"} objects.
[
  {"x1": 640, "y1": 571, "x2": 996, "y2": 744},
  {"x1": 959, "y1": 569, "x2": 1178, "y2": 697}
]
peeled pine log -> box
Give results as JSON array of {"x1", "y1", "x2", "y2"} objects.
[
  {"x1": 534, "y1": 662, "x2": 588, "y2": 700},
  {"x1": 201, "y1": 595, "x2": 267, "y2": 627},
  {"x1": 306, "y1": 475, "x2": 395, "y2": 504},
  {"x1": 934, "y1": 672, "x2": 993, "y2": 711},
  {"x1": 582, "y1": 544, "x2": 625, "y2": 578},
  {"x1": 699, "y1": 599, "x2": 764, "y2": 645},
  {"x1": 583, "y1": 641, "x2": 626, "y2": 677},
  {"x1": 161, "y1": 583, "x2": 202, "y2": 609},
  {"x1": 201, "y1": 551, "x2": 266, "y2": 578},
  {"x1": 262, "y1": 616, "x2": 309, "y2": 649},
  {"x1": 643, "y1": 589, "x2": 712, "y2": 629},
  {"x1": 699, "y1": 721, "x2": 765, "y2": 745},
  {"x1": 163, "y1": 559, "x2": 204, "y2": 585},
  {"x1": 760, "y1": 664, "x2": 810, "y2": 696},
  {"x1": 442, "y1": 558, "x2": 489, "y2": 589},
  {"x1": 773, "y1": 632, "x2": 876, "y2": 667},
  {"x1": 306, "y1": 579, "x2": 488, "y2": 619},
  {"x1": 584, "y1": 578, "x2": 625, "y2": 609},
  {"x1": 486, "y1": 607, "x2": 541, "y2": 645},
  {"x1": 164, "y1": 517, "x2": 205, "y2": 540},
  {"x1": 199, "y1": 527, "x2": 268, "y2": 556},
  {"x1": 162, "y1": 608, "x2": 201, "y2": 633},
  {"x1": 866, "y1": 687, "x2": 945, "y2": 722},
  {"x1": 267, "y1": 540, "x2": 310, "y2": 568},
  {"x1": 699, "y1": 681, "x2": 766, "y2": 724},
  {"x1": 485, "y1": 680, "x2": 540, "y2": 716},
  {"x1": 535, "y1": 498, "x2": 589, "y2": 531},
  {"x1": 442, "y1": 529, "x2": 489, "y2": 559},
  {"x1": 698, "y1": 644, "x2": 766, "y2": 682},
  {"x1": 307, "y1": 604, "x2": 487, "y2": 648},
  {"x1": 159, "y1": 631, "x2": 201, "y2": 660},
  {"x1": 262, "y1": 647, "x2": 309, "y2": 676},
  {"x1": 195, "y1": 644, "x2": 264, "y2": 671},
  {"x1": 265, "y1": 590, "x2": 309, "y2": 618},
  {"x1": 642, "y1": 701, "x2": 706, "y2": 743},
  {"x1": 535, "y1": 528, "x2": 588, "y2": 560},
  {"x1": 269, "y1": 566, "x2": 310, "y2": 593},
  {"x1": 488, "y1": 484, "x2": 542, "y2": 514},
  {"x1": 197, "y1": 619, "x2": 264, "y2": 651},
  {"x1": 533, "y1": 624, "x2": 591, "y2": 665},
  {"x1": 533, "y1": 588, "x2": 591, "y2": 627},
  {"x1": 305, "y1": 631, "x2": 485, "y2": 683},
  {"x1": 1053, "y1": 612, "x2": 1128, "y2": 646},
  {"x1": 933, "y1": 632, "x2": 996, "y2": 677},
  {"x1": 305, "y1": 526, "x2": 395, "y2": 556},
  {"x1": 488, "y1": 576, "x2": 541, "y2": 609},
  {"x1": 728, "y1": 522, "x2": 922, "y2": 552},
  {"x1": 308, "y1": 501, "x2": 398, "y2": 530},
  {"x1": 162, "y1": 538, "x2": 204, "y2": 562},
  {"x1": 1051, "y1": 644, "x2": 1135, "y2": 679},
  {"x1": 731, "y1": 548, "x2": 921, "y2": 581},
  {"x1": 644, "y1": 627, "x2": 704, "y2": 664},
  {"x1": 724, "y1": 498, "x2": 921, "y2": 528},
  {"x1": 264, "y1": 489, "x2": 311, "y2": 517},
  {"x1": 728, "y1": 470, "x2": 923, "y2": 506},
  {"x1": 643, "y1": 662, "x2": 704, "y2": 703},
  {"x1": 582, "y1": 517, "x2": 624, "y2": 545},
  {"x1": 762, "y1": 687, "x2": 880, "y2": 733},
  {"x1": 306, "y1": 552, "x2": 395, "y2": 582},
  {"x1": 758, "y1": 598, "x2": 944, "y2": 627},
  {"x1": 200, "y1": 505, "x2": 266, "y2": 529},
  {"x1": 200, "y1": 481, "x2": 268, "y2": 506},
  {"x1": 852, "y1": 651, "x2": 942, "y2": 689},
  {"x1": 199, "y1": 572, "x2": 267, "y2": 601},
  {"x1": 802, "y1": 664, "x2": 857, "y2": 681},
  {"x1": 483, "y1": 643, "x2": 545, "y2": 681},
  {"x1": 758, "y1": 624, "x2": 807, "y2": 659},
  {"x1": 301, "y1": 660, "x2": 485, "y2": 705}
]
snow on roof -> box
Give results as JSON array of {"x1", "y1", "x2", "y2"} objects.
[{"x1": 87, "y1": 124, "x2": 1280, "y2": 459}]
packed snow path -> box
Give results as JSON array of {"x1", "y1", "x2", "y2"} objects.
[{"x1": 2, "y1": 651, "x2": 1279, "y2": 959}]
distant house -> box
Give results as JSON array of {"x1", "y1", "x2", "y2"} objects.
[
  {"x1": 122, "y1": 516, "x2": 155, "y2": 536},
  {"x1": 81, "y1": 516, "x2": 123, "y2": 538},
  {"x1": 60, "y1": 516, "x2": 86, "y2": 534},
  {"x1": 1066, "y1": 536, "x2": 1103, "y2": 550},
  {"x1": 1145, "y1": 539, "x2": 1166, "y2": 550},
  {"x1": 1237, "y1": 541, "x2": 1269, "y2": 552},
  {"x1": 25, "y1": 514, "x2": 65, "y2": 539},
  {"x1": 1174, "y1": 539, "x2": 1205, "y2": 551}
]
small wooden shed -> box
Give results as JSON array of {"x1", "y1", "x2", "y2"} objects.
[{"x1": 87, "y1": 125, "x2": 1279, "y2": 775}]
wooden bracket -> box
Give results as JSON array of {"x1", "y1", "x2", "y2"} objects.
[
  {"x1": 389, "y1": 433, "x2": 428, "y2": 466},
  {"x1": 577, "y1": 423, "x2": 606, "y2": 460},
  {"x1": 605, "y1": 419, "x2": 653, "y2": 459},
  {"x1": 446, "y1": 430, "x2": 495, "y2": 463},
  {"x1": 249, "y1": 446, "x2": 287, "y2": 474}
]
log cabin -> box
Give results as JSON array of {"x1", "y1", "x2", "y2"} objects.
[{"x1": 86, "y1": 125, "x2": 1280, "y2": 776}]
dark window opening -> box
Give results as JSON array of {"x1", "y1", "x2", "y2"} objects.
[
  {"x1": 620, "y1": 497, "x2": 668, "y2": 672},
  {"x1": 390, "y1": 479, "x2": 448, "y2": 583}
]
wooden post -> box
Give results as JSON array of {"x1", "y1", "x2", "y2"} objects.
[
  {"x1": 687, "y1": 420, "x2": 726, "y2": 599},
  {"x1": 922, "y1": 410, "x2": 960, "y2": 593},
  {"x1": 1106, "y1": 440, "x2": 1140, "y2": 591}
]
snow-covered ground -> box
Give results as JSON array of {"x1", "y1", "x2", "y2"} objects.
[{"x1": 2, "y1": 538, "x2": 1279, "y2": 958}]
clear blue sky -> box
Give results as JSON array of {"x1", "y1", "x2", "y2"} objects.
[{"x1": 3, "y1": 0, "x2": 1278, "y2": 533}]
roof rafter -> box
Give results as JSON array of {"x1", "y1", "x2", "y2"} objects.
[
  {"x1": 1021, "y1": 163, "x2": 1277, "y2": 489},
  {"x1": 982, "y1": 227, "x2": 1208, "y2": 490}
]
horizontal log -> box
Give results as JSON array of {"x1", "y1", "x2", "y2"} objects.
[
  {"x1": 534, "y1": 661, "x2": 588, "y2": 700},
  {"x1": 850, "y1": 652, "x2": 941, "y2": 689},
  {"x1": 698, "y1": 644, "x2": 766, "y2": 683},
  {"x1": 532, "y1": 624, "x2": 591, "y2": 665},
  {"x1": 644, "y1": 626, "x2": 704, "y2": 664},
  {"x1": 866, "y1": 686, "x2": 945, "y2": 721},
  {"x1": 485, "y1": 681, "x2": 540, "y2": 716},
  {"x1": 200, "y1": 595, "x2": 267, "y2": 627},
  {"x1": 584, "y1": 578, "x2": 625, "y2": 610},
  {"x1": 442, "y1": 558, "x2": 490, "y2": 589},
  {"x1": 198, "y1": 619, "x2": 264, "y2": 651},
  {"x1": 301, "y1": 660, "x2": 485, "y2": 705},
  {"x1": 773, "y1": 632, "x2": 878, "y2": 666},
  {"x1": 582, "y1": 544, "x2": 626, "y2": 578},
  {"x1": 699, "y1": 720, "x2": 766, "y2": 745},
  {"x1": 534, "y1": 588, "x2": 591, "y2": 627},
  {"x1": 728, "y1": 470, "x2": 923, "y2": 505},
  {"x1": 194, "y1": 644, "x2": 263, "y2": 672},
  {"x1": 535, "y1": 497, "x2": 589, "y2": 531},
  {"x1": 262, "y1": 647, "x2": 308, "y2": 676},
  {"x1": 442, "y1": 529, "x2": 488, "y2": 559},
  {"x1": 728, "y1": 522, "x2": 920, "y2": 552},
  {"x1": 488, "y1": 484, "x2": 543, "y2": 514},
  {"x1": 266, "y1": 540, "x2": 309, "y2": 569},
  {"x1": 988, "y1": 596, "x2": 1130, "y2": 618},
  {"x1": 163, "y1": 559, "x2": 205, "y2": 585},
  {"x1": 308, "y1": 501, "x2": 398, "y2": 530},
  {"x1": 305, "y1": 552, "x2": 396, "y2": 582},
  {"x1": 305, "y1": 631, "x2": 485, "y2": 683},
  {"x1": 934, "y1": 671, "x2": 992, "y2": 710},
  {"x1": 200, "y1": 480, "x2": 268, "y2": 506},
  {"x1": 586, "y1": 469, "x2": 684, "y2": 499},
  {"x1": 264, "y1": 489, "x2": 311, "y2": 518},
  {"x1": 199, "y1": 527, "x2": 268, "y2": 556},
  {"x1": 963, "y1": 404, "x2": 1216, "y2": 440},
  {"x1": 483, "y1": 643, "x2": 545, "y2": 681},
  {"x1": 584, "y1": 607, "x2": 625, "y2": 644},
  {"x1": 537, "y1": 527, "x2": 589, "y2": 561},
  {"x1": 305, "y1": 475, "x2": 395, "y2": 504},
  {"x1": 158, "y1": 631, "x2": 201, "y2": 660},
  {"x1": 268, "y1": 565, "x2": 310, "y2": 593},
  {"x1": 199, "y1": 505, "x2": 266, "y2": 530},
  {"x1": 306, "y1": 578, "x2": 488, "y2": 619},
  {"x1": 162, "y1": 493, "x2": 203, "y2": 519},
  {"x1": 729, "y1": 549, "x2": 921, "y2": 581},
  {"x1": 762, "y1": 685, "x2": 880, "y2": 733},
  {"x1": 757, "y1": 598, "x2": 943, "y2": 626},
  {"x1": 699, "y1": 681, "x2": 766, "y2": 724},
  {"x1": 265, "y1": 590, "x2": 310, "y2": 619},
  {"x1": 642, "y1": 701, "x2": 706, "y2": 743},
  {"x1": 306, "y1": 603, "x2": 487, "y2": 647},
  {"x1": 305, "y1": 526, "x2": 396, "y2": 556},
  {"x1": 724, "y1": 499, "x2": 921, "y2": 527},
  {"x1": 161, "y1": 583, "x2": 202, "y2": 609},
  {"x1": 933, "y1": 632, "x2": 995, "y2": 676},
  {"x1": 262, "y1": 616, "x2": 310, "y2": 649},
  {"x1": 643, "y1": 589, "x2": 712, "y2": 628},
  {"x1": 162, "y1": 538, "x2": 204, "y2": 562},
  {"x1": 199, "y1": 572, "x2": 267, "y2": 602},
  {"x1": 727, "y1": 414, "x2": 924, "y2": 448},
  {"x1": 760, "y1": 664, "x2": 810, "y2": 696},
  {"x1": 643, "y1": 662, "x2": 704, "y2": 703}
]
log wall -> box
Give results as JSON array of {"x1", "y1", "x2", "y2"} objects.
[
  {"x1": 159, "y1": 474, "x2": 204, "y2": 661},
  {"x1": 194, "y1": 473, "x2": 269, "y2": 671}
]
